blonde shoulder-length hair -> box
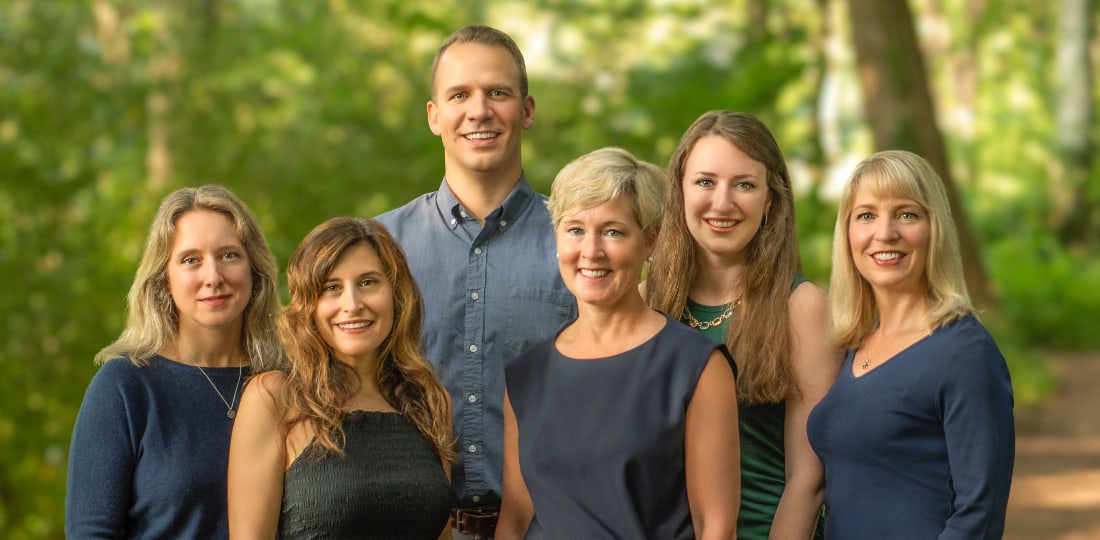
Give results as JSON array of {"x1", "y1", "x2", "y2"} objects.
[
  {"x1": 829, "y1": 150, "x2": 974, "y2": 349},
  {"x1": 95, "y1": 184, "x2": 283, "y2": 370}
]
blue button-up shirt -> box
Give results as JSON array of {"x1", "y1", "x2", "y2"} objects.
[{"x1": 377, "y1": 176, "x2": 576, "y2": 503}]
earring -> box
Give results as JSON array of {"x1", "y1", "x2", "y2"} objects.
[
  {"x1": 647, "y1": 256, "x2": 654, "y2": 263},
  {"x1": 762, "y1": 212, "x2": 769, "y2": 227}
]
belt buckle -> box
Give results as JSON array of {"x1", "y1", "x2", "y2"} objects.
[{"x1": 452, "y1": 507, "x2": 499, "y2": 536}]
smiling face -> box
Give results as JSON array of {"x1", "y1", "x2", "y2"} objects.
[
  {"x1": 313, "y1": 241, "x2": 395, "y2": 368},
  {"x1": 427, "y1": 42, "x2": 535, "y2": 183},
  {"x1": 847, "y1": 184, "x2": 931, "y2": 296},
  {"x1": 166, "y1": 209, "x2": 253, "y2": 335},
  {"x1": 556, "y1": 195, "x2": 653, "y2": 309},
  {"x1": 681, "y1": 135, "x2": 771, "y2": 265}
]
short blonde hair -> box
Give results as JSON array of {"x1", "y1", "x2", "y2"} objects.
[
  {"x1": 547, "y1": 147, "x2": 665, "y2": 239},
  {"x1": 829, "y1": 150, "x2": 973, "y2": 349}
]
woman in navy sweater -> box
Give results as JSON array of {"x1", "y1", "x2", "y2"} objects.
[
  {"x1": 65, "y1": 185, "x2": 283, "y2": 539},
  {"x1": 807, "y1": 150, "x2": 1014, "y2": 539}
]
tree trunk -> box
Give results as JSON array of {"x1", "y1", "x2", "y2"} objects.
[
  {"x1": 845, "y1": 0, "x2": 994, "y2": 310},
  {"x1": 1055, "y1": 0, "x2": 1096, "y2": 248}
]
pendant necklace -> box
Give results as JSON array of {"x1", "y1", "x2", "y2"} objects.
[{"x1": 195, "y1": 364, "x2": 244, "y2": 419}]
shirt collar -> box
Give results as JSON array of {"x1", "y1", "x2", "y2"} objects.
[{"x1": 437, "y1": 174, "x2": 536, "y2": 231}]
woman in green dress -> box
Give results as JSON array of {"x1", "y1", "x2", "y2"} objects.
[{"x1": 646, "y1": 110, "x2": 840, "y2": 539}]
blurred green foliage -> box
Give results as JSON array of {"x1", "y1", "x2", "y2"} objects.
[{"x1": 1, "y1": 0, "x2": 1097, "y2": 537}]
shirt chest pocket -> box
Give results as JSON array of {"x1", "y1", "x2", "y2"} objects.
[{"x1": 499, "y1": 286, "x2": 575, "y2": 360}]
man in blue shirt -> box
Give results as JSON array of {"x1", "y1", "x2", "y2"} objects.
[{"x1": 377, "y1": 25, "x2": 575, "y2": 538}]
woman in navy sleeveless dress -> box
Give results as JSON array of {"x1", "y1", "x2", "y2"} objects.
[
  {"x1": 228, "y1": 217, "x2": 455, "y2": 538},
  {"x1": 496, "y1": 148, "x2": 741, "y2": 539}
]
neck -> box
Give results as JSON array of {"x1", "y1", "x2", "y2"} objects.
[
  {"x1": 572, "y1": 294, "x2": 655, "y2": 343},
  {"x1": 164, "y1": 335, "x2": 246, "y2": 368},
  {"x1": 444, "y1": 167, "x2": 521, "y2": 223},
  {"x1": 873, "y1": 291, "x2": 930, "y2": 336},
  {"x1": 690, "y1": 253, "x2": 746, "y2": 305}
]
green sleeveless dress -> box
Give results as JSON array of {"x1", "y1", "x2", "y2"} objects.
[{"x1": 683, "y1": 274, "x2": 824, "y2": 539}]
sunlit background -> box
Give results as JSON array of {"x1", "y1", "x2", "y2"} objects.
[{"x1": 1, "y1": 0, "x2": 1098, "y2": 537}]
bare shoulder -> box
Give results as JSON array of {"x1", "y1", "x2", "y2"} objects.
[
  {"x1": 788, "y1": 280, "x2": 828, "y2": 322},
  {"x1": 240, "y1": 370, "x2": 289, "y2": 415}
]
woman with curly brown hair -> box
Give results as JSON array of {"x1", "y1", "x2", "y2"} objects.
[{"x1": 228, "y1": 217, "x2": 455, "y2": 539}]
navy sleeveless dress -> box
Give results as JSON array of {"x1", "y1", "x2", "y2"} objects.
[
  {"x1": 280, "y1": 411, "x2": 454, "y2": 539},
  {"x1": 505, "y1": 315, "x2": 733, "y2": 538}
]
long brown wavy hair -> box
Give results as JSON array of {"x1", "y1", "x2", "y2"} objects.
[
  {"x1": 280, "y1": 217, "x2": 454, "y2": 464},
  {"x1": 645, "y1": 110, "x2": 800, "y2": 404}
]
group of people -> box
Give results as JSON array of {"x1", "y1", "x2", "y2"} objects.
[{"x1": 64, "y1": 23, "x2": 1014, "y2": 540}]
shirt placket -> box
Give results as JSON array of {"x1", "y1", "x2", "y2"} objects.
[{"x1": 461, "y1": 222, "x2": 489, "y2": 499}]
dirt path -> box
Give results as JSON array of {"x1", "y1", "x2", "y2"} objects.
[{"x1": 1005, "y1": 352, "x2": 1100, "y2": 540}]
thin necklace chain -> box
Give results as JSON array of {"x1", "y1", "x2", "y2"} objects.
[
  {"x1": 684, "y1": 297, "x2": 742, "y2": 331},
  {"x1": 195, "y1": 364, "x2": 244, "y2": 419}
]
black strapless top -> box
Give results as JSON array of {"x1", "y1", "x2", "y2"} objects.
[{"x1": 280, "y1": 411, "x2": 454, "y2": 539}]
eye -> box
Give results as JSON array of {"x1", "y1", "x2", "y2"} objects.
[
  {"x1": 693, "y1": 177, "x2": 714, "y2": 188},
  {"x1": 565, "y1": 227, "x2": 584, "y2": 237},
  {"x1": 490, "y1": 89, "x2": 507, "y2": 98},
  {"x1": 359, "y1": 278, "x2": 377, "y2": 287},
  {"x1": 736, "y1": 180, "x2": 756, "y2": 191},
  {"x1": 605, "y1": 229, "x2": 624, "y2": 238},
  {"x1": 322, "y1": 283, "x2": 340, "y2": 294},
  {"x1": 854, "y1": 212, "x2": 874, "y2": 222},
  {"x1": 182, "y1": 256, "x2": 199, "y2": 265},
  {"x1": 451, "y1": 91, "x2": 468, "y2": 101},
  {"x1": 221, "y1": 252, "x2": 240, "y2": 261},
  {"x1": 898, "y1": 210, "x2": 920, "y2": 220}
]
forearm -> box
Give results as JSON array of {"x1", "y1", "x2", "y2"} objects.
[{"x1": 768, "y1": 478, "x2": 824, "y2": 539}]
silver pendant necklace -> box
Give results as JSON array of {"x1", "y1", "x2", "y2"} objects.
[{"x1": 195, "y1": 364, "x2": 244, "y2": 419}]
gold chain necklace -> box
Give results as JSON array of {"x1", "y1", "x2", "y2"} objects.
[{"x1": 684, "y1": 298, "x2": 742, "y2": 331}]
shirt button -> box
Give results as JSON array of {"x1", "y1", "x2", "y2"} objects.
[
  {"x1": 474, "y1": 247, "x2": 482, "y2": 255},
  {"x1": 450, "y1": 218, "x2": 457, "y2": 225},
  {"x1": 467, "y1": 394, "x2": 477, "y2": 403},
  {"x1": 469, "y1": 344, "x2": 478, "y2": 353},
  {"x1": 467, "y1": 444, "x2": 477, "y2": 453},
  {"x1": 500, "y1": 220, "x2": 508, "y2": 228},
  {"x1": 470, "y1": 292, "x2": 479, "y2": 300},
  {"x1": 472, "y1": 495, "x2": 481, "y2": 503}
]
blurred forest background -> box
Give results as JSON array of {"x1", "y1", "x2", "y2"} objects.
[{"x1": 1, "y1": 0, "x2": 1098, "y2": 537}]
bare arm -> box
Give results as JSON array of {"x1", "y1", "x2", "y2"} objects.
[
  {"x1": 769, "y1": 283, "x2": 840, "y2": 539},
  {"x1": 495, "y1": 391, "x2": 534, "y2": 540},
  {"x1": 227, "y1": 371, "x2": 287, "y2": 539},
  {"x1": 686, "y1": 350, "x2": 741, "y2": 539}
]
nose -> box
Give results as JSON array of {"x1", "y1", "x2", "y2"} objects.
[
  {"x1": 873, "y1": 219, "x2": 900, "y2": 242},
  {"x1": 580, "y1": 233, "x2": 605, "y2": 260},
  {"x1": 712, "y1": 184, "x2": 736, "y2": 211},
  {"x1": 341, "y1": 288, "x2": 365, "y2": 313},
  {"x1": 466, "y1": 91, "x2": 493, "y2": 122},
  {"x1": 203, "y1": 262, "x2": 226, "y2": 288}
]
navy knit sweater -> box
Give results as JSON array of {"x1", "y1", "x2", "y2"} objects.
[{"x1": 66, "y1": 356, "x2": 249, "y2": 539}]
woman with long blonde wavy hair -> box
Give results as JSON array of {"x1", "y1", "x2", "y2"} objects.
[{"x1": 228, "y1": 217, "x2": 455, "y2": 539}]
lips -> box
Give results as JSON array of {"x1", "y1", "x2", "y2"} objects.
[
  {"x1": 200, "y1": 294, "x2": 232, "y2": 307},
  {"x1": 871, "y1": 251, "x2": 905, "y2": 264},
  {"x1": 335, "y1": 320, "x2": 373, "y2": 332},
  {"x1": 579, "y1": 269, "x2": 609, "y2": 279},
  {"x1": 704, "y1": 217, "x2": 740, "y2": 231}
]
